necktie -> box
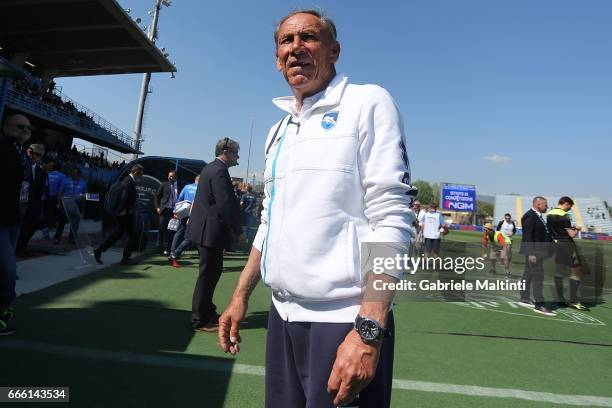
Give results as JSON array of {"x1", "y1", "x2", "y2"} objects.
[
  {"x1": 171, "y1": 183, "x2": 176, "y2": 206},
  {"x1": 538, "y1": 213, "x2": 550, "y2": 235}
]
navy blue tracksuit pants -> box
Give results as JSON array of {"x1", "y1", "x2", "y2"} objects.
[{"x1": 265, "y1": 305, "x2": 395, "y2": 408}]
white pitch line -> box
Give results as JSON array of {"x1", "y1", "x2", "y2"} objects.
[{"x1": 2, "y1": 339, "x2": 612, "y2": 407}]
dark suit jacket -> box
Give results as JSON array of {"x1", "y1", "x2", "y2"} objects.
[
  {"x1": 186, "y1": 159, "x2": 241, "y2": 249},
  {"x1": 155, "y1": 181, "x2": 178, "y2": 210},
  {"x1": 0, "y1": 138, "x2": 25, "y2": 227},
  {"x1": 25, "y1": 164, "x2": 47, "y2": 218},
  {"x1": 519, "y1": 209, "x2": 552, "y2": 258},
  {"x1": 117, "y1": 175, "x2": 138, "y2": 216}
]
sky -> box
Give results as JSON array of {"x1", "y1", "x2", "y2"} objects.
[{"x1": 56, "y1": 0, "x2": 612, "y2": 203}]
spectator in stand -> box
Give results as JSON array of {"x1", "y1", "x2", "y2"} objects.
[
  {"x1": 240, "y1": 184, "x2": 257, "y2": 244},
  {"x1": 496, "y1": 213, "x2": 517, "y2": 262},
  {"x1": 16, "y1": 144, "x2": 47, "y2": 256},
  {"x1": 155, "y1": 170, "x2": 179, "y2": 255},
  {"x1": 54, "y1": 167, "x2": 87, "y2": 244},
  {"x1": 169, "y1": 176, "x2": 200, "y2": 268},
  {"x1": 0, "y1": 113, "x2": 30, "y2": 335},
  {"x1": 232, "y1": 181, "x2": 243, "y2": 201}
]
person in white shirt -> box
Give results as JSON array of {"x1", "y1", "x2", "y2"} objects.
[
  {"x1": 496, "y1": 213, "x2": 516, "y2": 262},
  {"x1": 422, "y1": 203, "x2": 446, "y2": 257},
  {"x1": 217, "y1": 10, "x2": 416, "y2": 408}
]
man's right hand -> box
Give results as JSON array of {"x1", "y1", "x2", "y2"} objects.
[
  {"x1": 219, "y1": 297, "x2": 248, "y2": 355},
  {"x1": 156, "y1": 208, "x2": 161, "y2": 215},
  {"x1": 528, "y1": 255, "x2": 537, "y2": 264}
]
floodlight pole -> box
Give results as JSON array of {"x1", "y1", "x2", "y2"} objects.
[
  {"x1": 245, "y1": 119, "x2": 254, "y2": 184},
  {"x1": 133, "y1": 0, "x2": 165, "y2": 159}
]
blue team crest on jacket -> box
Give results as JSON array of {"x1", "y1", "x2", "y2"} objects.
[{"x1": 321, "y1": 111, "x2": 339, "y2": 130}]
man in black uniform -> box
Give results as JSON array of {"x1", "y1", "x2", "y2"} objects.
[
  {"x1": 186, "y1": 138, "x2": 244, "y2": 332},
  {"x1": 547, "y1": 196, "x2": 587, "y2": 310},
  {"x1": 94, "y1": 165, "x2": 143, "y2": 265}
]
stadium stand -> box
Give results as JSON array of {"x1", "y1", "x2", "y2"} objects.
[
  {"x1": 6, "y1": 85, "x2": 135, "y2": 153},
  {"x1": 494, "y1": 195, "x2": 612, "y2": 234}
]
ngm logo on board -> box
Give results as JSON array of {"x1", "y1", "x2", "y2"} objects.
[{"x1": 442, "y1": 183, "x2": 476, "y2": 212}]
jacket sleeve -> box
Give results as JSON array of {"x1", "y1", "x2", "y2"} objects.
[
  {"x1": 210, "y1": 166, "x2": 242, "y2": 236},
  {"x1": 177, "y1": 186, "x2": 186, "y2": 202},
  {"x1": 521, "y1": 213, "x2": 536, "y2": 255},
  {"x1": 358, "y1": 86, "x2": 417, "y2": 244},
  {"x1": 155, "y1": 183, "x2": 163, "y2": 209}
]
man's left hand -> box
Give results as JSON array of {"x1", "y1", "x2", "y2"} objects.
[{"x1": 327, "y1": 330, "x2": 380, "y2": 406}]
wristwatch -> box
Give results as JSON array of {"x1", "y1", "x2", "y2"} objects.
[{"x1": 354, "y1": 315, "x2": 386, "y2": 344}]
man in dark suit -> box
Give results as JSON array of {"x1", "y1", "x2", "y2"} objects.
[
  {"x1": 186, "y1": 138, "x2": 244, "y2": 332},
  {"x1": 519, "y1": 196, "x2": 555, "y2": 316},
  {"x1": 1, "y1": 112, "x2": 30, "y2": 335},
  {"x1": 94, "y1": 164, "x2": 143, "y2": 265},
  {"x1": 16, "y1": 144, "x2": 47, "y2": 256},
  {"x1": 155, "y1": 170, "x2": 178, "y2": 254}
]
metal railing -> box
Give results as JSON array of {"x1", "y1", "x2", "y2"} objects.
[{"x1": 5, "y1": 87, "x2": 135, "y2": 151}]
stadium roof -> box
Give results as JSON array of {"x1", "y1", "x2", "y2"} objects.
[{"x1": 0, "y1": 0, "x2": 176, "y2": 78}]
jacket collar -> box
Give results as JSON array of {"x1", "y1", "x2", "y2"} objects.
[{"x1": 272, "y1": 73, "x2": 348, "y2": 116}]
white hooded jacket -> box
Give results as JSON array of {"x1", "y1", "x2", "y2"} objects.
[{"x1": 253, "y1": 74, "x2": 416, "y2": 322}]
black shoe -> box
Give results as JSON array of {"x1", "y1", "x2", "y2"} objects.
[
  {"x1": 120, "y1": 258, "x2": 134, "y2": 265},
  {"x1": 93, "y1": 249, "x2": 103, "y2": 265},
  {"x1": 517, "y1": 298, "x2": 535, "y2": 309},
  {"x1": 533, "y1": 305, "x2": 556, "y2": 316}
]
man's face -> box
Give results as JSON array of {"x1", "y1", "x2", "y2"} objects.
[
  {"x1": 535, "y1": 199, "x2": 548, "y2": 213},
  {"x1": 27, "y1": 147, "x2": 43, "y2": 164},
  {"x1": 225, "y1": 148, "x2": 240, "y2": 167},
  {"x1": 560, "y1": 202, "x2": 573, "y2": 212},
  {"x1": 275, "y1": 13, "x2": 340, "y2": 97},
  {"x1": 168, "y1": 172, "x2": 176, "y2": 182},
  {"x1": 505, "y1": 215, "x2": 511, "y2": 222},
  {"x1": 3, "y1": 115, "x2": 31, "y2": 144}
]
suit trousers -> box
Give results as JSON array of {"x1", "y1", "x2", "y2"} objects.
[
  {"x1": 16, "y1": 207, "x2": 41, "y2": 254},
  {"x1": 191, "y1": 245, "x2": 223, "y2": 327},
  {"x1": 157, "y1": 208, "x2": 173, "y2": 251},
  {"x1": 521, "y1": 257, "x2": 545, "y2": 305},
  {"x1": 97, "y1": 215, "x2": 136, "y2": 260},
  {"x1": 0, "y1": 224, "x2": 20, "y2": 307}
]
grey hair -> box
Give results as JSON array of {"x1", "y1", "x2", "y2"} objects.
[
  {"x1": 274, "y1": 9, "x2": 338, "y2": 45},
  {"x1": 532, "y1": 196, "x2": 547, "y2": 204},
  {"x1": 215, "y1": 138, "x2": 240, "y2": 157}
]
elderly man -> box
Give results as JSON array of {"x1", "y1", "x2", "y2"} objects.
[
  {"x1": 218, "y1": 10, "x2": 416, "y2": 407},
  {"x1": 0, "y1": 113, "x2": 31, "y2": 335},
  {"x1": 519, "y1": 196, "x2": 555, "y2": 316}
]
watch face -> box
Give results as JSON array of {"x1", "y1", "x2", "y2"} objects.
[{"x1": 359, "y1": 319, "x2": 380, "y2": 341}]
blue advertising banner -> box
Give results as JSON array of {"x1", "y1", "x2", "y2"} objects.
[{"x1": 441, "y1": 183, "x2": 476, "y2": 213}]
